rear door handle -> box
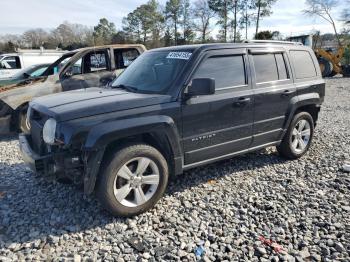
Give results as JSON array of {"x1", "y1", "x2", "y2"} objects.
[
  {"x1": 281, "y1": 90, "x2": 295, "y2": 97},
  {"x1": 233, "y1": 97, "x2": 251, "y2": 107}
]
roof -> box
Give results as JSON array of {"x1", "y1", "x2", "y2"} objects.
[
  {"x1": 149, "y1": 42, "x2": 307, "y2": 53},
  {"x1": 72, "y1": 44, "x2": 147, "y2": 53}
]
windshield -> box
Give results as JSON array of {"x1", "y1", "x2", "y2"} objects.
[{"x1": 111, "y1": 50, "x2": 192, "y2": 94}]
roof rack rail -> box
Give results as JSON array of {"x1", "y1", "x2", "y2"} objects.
[{"x1": 242, "y1": 40, "x2": 303, "y2": 46}]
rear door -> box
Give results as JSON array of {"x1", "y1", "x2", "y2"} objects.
[
  {"x1": 249, "y1": 48, "x2": 296, "y2": 147},
  {"x1": 181, "y1": 49, "x2": 254, "y2": 165},
  {"x1": 60, "y1": 49, "x2": 113, "y2": 91}
]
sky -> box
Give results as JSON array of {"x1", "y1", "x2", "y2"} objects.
[{"x1": 0, "y1": 0, "x2": 345, "y2": 38}]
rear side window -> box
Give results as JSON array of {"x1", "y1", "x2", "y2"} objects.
[
  {"x1": 253, "y1": 54, "x2": 278, "y2": 83},
  {"x1": 290, "y1": 50, "x2": 317, "y2": 79},
  {"x1": 193, "y1": 55, "x2": 246, "y2": 89},
  {"x1": 115, "y1": 49, "x2": 140, "y2": 69},
  {"x1": 253, "y1": 53, "x2": 291, "y2": 83},
  {"x1": 87, "y1": 51, "x2": 108, "y2": 72},
  {"x1": 275, "y1": 54, "x2": 288, "y2": 80}
]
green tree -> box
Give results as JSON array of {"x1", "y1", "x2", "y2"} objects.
[
  {"x1": 93, "y1": 18, "x2": 117, "y2": 45},
  {"x1": 239, "y1": 0, "x2": 255, "y2": 39},
  {"x1": 123, "y1": 0, "x2": 164, "y2": 47},
  {"x1": 192, "y1": 0, "x2": 215, "y2": 43},
  {"x1": 255, "y1": 30, "x2": 280, "y2": 39},
  {"x1": 165, "y1": 0, "x2": 183, "y2": 45},
  {"x1": 180, "y1": 0, "x2": 195, "y2": 44},
  {"x1": 252, "y1": 0, "x2": 278, "y2": 38},
  {"x1": 208, "y1": 0, "x2": 233, "y2": 42}
]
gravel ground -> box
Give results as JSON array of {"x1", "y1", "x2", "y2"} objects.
[{"x1": 0, "y1": 78, "x2": 349, "y2": 261}]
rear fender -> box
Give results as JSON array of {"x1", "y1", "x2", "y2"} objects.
[{"x1": 280, "y1": 92, "x2": 322, "y2": 140}]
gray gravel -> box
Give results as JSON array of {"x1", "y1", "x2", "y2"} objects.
[{"x1": 0, "y1": 78, "x2": 350, "y2": 261}]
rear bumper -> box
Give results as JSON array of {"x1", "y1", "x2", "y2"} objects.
[{"x1": 19, "y1": 134, "x2": 54, "y2": 175}]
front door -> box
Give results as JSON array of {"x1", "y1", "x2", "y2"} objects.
[
  {"x1": 61, "y1": 49, "x2": 113, "y2": 91},
  {"x1": 181, "y1": 49, "x2": 254, "y2": 166}
]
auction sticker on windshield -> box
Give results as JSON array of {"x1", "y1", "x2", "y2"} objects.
[{"x1": 166, "y1": 52, "x2": 192, "y2": 60}]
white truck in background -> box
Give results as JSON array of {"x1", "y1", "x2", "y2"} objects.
[{"x1": 0, "y1": 48, "x2": 66, "y2": 79}]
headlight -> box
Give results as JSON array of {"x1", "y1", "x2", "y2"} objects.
[{"x1": 43, "y1": 118, "x2": 57, "y2": 144}]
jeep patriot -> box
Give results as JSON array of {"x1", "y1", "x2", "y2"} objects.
[{"x1": 19, "y1": 42, "x2": 325, "y2": 217}]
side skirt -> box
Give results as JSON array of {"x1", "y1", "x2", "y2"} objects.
[{"x1": 183, "y1": 141, "x2": 281, "y2": 171}]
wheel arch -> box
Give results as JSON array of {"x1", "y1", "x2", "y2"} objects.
[
  {"x1": 281, "y1": 95, "x2": 322, "y2": 141},
  {"x1": 82, "y1": 115, "x2": 183, "y2": 194}
]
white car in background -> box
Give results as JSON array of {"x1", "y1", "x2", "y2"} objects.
[{"x1": 0, "y1": 49, "x2": 66, "y2": 79}]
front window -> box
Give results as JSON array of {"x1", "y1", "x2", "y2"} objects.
[
  {"x1": 30, "y1": 66, "x2": 48, "y2": 77},
  {"x1": 112, "y1": 51, "x2": 192, "y2": 93}
]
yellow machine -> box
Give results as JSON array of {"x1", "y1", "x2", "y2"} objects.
[
  {"x1": 315, "y1": 46, "x2": 349, "y2": 77},
  {"x1": 288, "y1": 34, "x2": 350, "y2": 77}
]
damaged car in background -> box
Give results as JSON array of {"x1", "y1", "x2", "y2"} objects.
[{"x1": 0, "y1": 44, "x2": 146, "y2": 134}]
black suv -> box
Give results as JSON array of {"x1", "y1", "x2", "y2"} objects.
[{"x1": 20, "y1": 42, "x2": 325, "y2": 217}]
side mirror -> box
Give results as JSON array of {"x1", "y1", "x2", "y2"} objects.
[
  {"x1": 23, "y1": 72, "x2": 30, "y2": 79},
  {"x1": 187, "y1": 78, "x2": 215, "y2": 96}
]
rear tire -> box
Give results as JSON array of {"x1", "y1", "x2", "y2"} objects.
[
  {"x1": 342, "y1": 65, "x2": 350, "y2": 77},
  {"x1": 277, "y1": 112, "x2": 314, "y2": 159},
  {"x1": 318, "y1": 57, "x2": 333, "y2": 77},
  {"x1": 97, "y1": 144, "x2": 169, "y2": 217}
]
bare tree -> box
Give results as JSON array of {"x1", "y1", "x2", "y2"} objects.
[
  {"x1": 22, "y1": 29, "x2": 49, "y2": 48},
  {"x1": 193, "y1": 0, "x2": 215, "y2": 42},
  {"x1": 341, "y1": 0, "x2": 350, "y2": 32},
  {"x1": 303, "y1": 0, "x2": 341, "y2": 46}
]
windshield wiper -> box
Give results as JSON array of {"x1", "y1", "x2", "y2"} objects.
[{"x1": 113, "y1": 84, "x2": 138, "y2": 93}]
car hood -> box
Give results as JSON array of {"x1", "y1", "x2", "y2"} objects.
[{"x1": 30, "y1": 87, "x2": 172, "y2": 122}]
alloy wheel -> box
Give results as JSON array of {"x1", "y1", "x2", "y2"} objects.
[
  {"x1": 291, "y1": 119, "x2": 311, "y2": 153},
  {"x1": 113, "y1": 157, "x2": 160, "y2": 207}
]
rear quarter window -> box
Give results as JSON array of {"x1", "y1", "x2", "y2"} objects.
[{"x1": 290, "y1": 50, "x2": 317, "y2": 79}]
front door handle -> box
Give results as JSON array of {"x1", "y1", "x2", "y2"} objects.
[{"x1": 233, "y1": 97, "x2": 251, "y2": 107}]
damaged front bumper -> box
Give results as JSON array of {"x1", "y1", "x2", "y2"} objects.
[
  {"x1": 19, "y1": 134, "x2": 105, "y2": 194},
  {"x1": 19, "y1": 134, "x2": 58, "y2": 175}
]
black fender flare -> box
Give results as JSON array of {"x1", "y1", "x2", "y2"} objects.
[
  {"x1": 82, "y1": 115, "x2": 183, "y2": 194},
  {"x1": 280, "y1": 93, "x2": 322, "y2": 140}
]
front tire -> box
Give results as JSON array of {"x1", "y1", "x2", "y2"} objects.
[
  {"x1": 277, "y1": 112, "x2": 314, "y2": 159},
  {"x1": 97, "y1": 144, "x2": 169, "y2": 217},
  {"x1": 18, "y1": 109, "x2": 30, "y2": 133}
]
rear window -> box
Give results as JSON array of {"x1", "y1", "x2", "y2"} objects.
[
  {"x1": 193, "y1": 55, "x2": 246, "y2": 89},
  {"x1": 290, "y1": 50, "x2": 317, "y2": 79}
]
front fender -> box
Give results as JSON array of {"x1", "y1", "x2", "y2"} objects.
[
  {"x1": 84, "y1": 115, "x2": 182, "y2": 157},
  {"x1": 82, "y1": 115, "x2": 183, "y2": 194}
]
